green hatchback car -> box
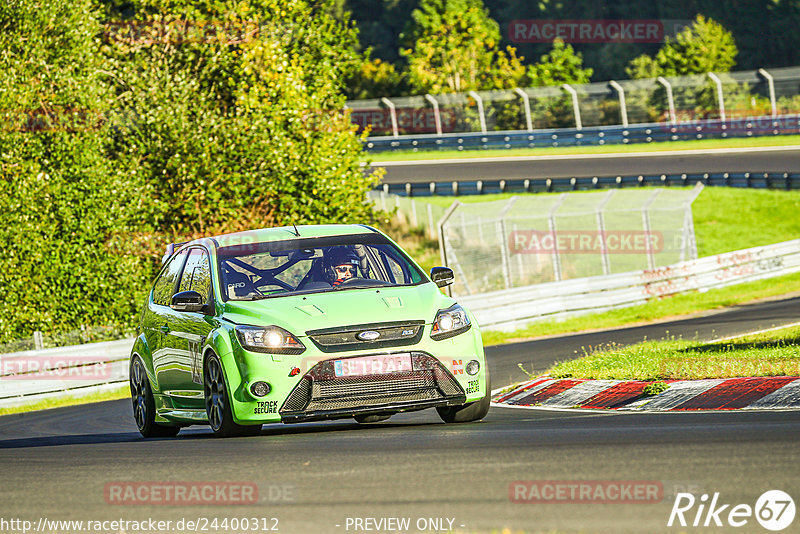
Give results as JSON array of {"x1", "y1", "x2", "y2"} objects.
[{"x1": 130, "y1": 224, "x2": 490, "y2": 437}]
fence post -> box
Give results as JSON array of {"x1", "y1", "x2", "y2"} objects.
[
  {"x1": 642, "y1": 189, "x2": 662, "y2": 270},
  {"x1": 707, "y1": 72, "x2": 726, "y2": 122},
  {"x1": 380, "y1": 97, "x2": 399, "y2": 138},
  {"x1": 438, "y1": 201, "x2": 463, "y2": 297},
  {"x1": 683, "y1": 182, "x2": 704, "y2": 260},
  {"x1": 424, "y1": 93, "x2": 443, "y2": 136},
  {"x1": 608, "y1": 80, "x2": 628, "y2": 127},
  {"x1": 548, "y1": 194, "x2": 567, "y2": 281},
  {"x1": 497, "y1": 197, "x2": 518, "y2": 289},
  {"x1": 427, "y1": 203, "x2": 435, "y2": 238},
  {"x1": 561, "y1": 84, "x2": 582, "y2": 130},
  {"x1": 410, "y1": 198, "x2": 418, "y2": 227},
  {"x1": 33, "y1": 330, "x2": 44, "y2": 350},
  {"x1": 468, "y1": 91, "x2": 487, "y2": 134},
  {"x1": 596, "y1": 190, "x2": 616, "y2": 275},
  {"x1": 657, "y1": 76, "x2": 677, "y2": 125},
  {"x1": 757, "y1": 68, "x2": 777, "y2": 118},
  {"x1": 513, "y1": 88, "x2": 534, "y2": 131}
]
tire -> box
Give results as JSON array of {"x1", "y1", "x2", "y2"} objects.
[
  {"x1": 354, "y1": 414, "x2": 392, "y2": 424},
  {"x1": 437, "y1": 364, "x2": 491, "y2": 423},
  {"x1": 130, "y1": 357, "x2": 180, "y2": 438},
  {"x1": 204, "y1": 353, "x2": 262, "y2": 438}
]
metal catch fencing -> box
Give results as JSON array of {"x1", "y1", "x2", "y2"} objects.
[
  {"x1": 459, "y1": 238, "x2": 800, "y2": 331},
  {"x1": 438, "y1": 185, "x2": 703, "y2": 296},
  {"x1": 350, "y1": 66, "x2": 800, "y2": 139},
  {"x1": 367, "y1": 190, "x2": 448, "y2": 238}
]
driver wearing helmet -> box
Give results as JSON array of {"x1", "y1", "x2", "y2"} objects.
[{"x1": 325, "y1": 248, "x2": 360, "y2": 287}]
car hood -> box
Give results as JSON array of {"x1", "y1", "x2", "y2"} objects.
[{"x1": 221, "y1": 283, "x2": 454, "y2": 335}]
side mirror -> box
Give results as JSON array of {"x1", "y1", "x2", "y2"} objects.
[
  {"x1": 171, "y1": 290, "x2": 205, "y2": 313},
  {"x1": 430, "y1": 266, "x2": 455, "y2": 288}
]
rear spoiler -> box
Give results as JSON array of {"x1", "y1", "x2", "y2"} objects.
[{"x1": 161, "y1": 241, "x2": 190, "y2": 264}]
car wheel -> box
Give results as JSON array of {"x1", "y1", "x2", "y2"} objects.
[
  {"x1": 130, "y1": 357, "x2": 180, "y2": 438},
  {"x1": 354, "y1": 414, "x2": 392, "y2": 423},
  {"x1": 437, "y1": 364, "x2": 491, "y2": 423},
  {"x1": 204, "y1": 353, "x2": 262, "y2": 438}
]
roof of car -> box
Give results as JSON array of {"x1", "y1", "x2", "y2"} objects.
[{"x1": 211, "y1": 224, "x2": 379, "y2": 249}]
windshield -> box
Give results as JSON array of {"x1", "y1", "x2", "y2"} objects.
[{"x1": 216, "y1": 233, "x2": 426, "y2": 301}]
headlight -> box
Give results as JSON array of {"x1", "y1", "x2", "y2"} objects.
[
  {"x1": 235, "y1": 325, "x2": 305, "y2": 354},
  {"x1": 431, "y1": 304, "x2": 471, "y2": 340}
]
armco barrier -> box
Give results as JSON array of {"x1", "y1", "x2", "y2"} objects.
[
  {"x1": 458, "y1": 238, "x2": 800, "y2": 331},
  {"x1": 0, "y1": 338, "x2": 133, "y2": 408},
  {"x1": 365, "y1": 114, "x2": 800, "y2": 153},
  {"x1": 376, "y1": 172, "x2": 800, "y2": 197}
]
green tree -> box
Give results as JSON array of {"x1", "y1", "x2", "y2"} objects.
[
  {"x1": 0, "y1": 0, "x2": 150, "y2": 339},
  {"x1": 525, "y1": 38, "x2": 593, "y2": 87},
  {"x1": 345, "y1": 55, "x2": 409, "y2": 99},
  {"x1": 625, "y1": 15, "x2": 739, "y2": 120},
  {"x1": 626, "y1": 15, "x2": 738, "y2": 78},
  {"x1": 399, "y1": 0, "x2": 524, "y2": 93},
  {"x1": 103, "y1": 0, "x2": 383, "y2": 243}
]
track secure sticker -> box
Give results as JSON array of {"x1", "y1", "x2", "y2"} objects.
[
  {"x1": 254, "y1": 401, "x2": 278, "y2": 414},
  {"x1": 466, "y1": 380, "x2": 480, "y2": 394}
]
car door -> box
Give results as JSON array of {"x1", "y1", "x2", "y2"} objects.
[
  {"x1": 164, "y1": 247, "x2": 216, "y2": 410},
  {"x1": 145, "y1": 247, "x2": 189, "y2": 400}
]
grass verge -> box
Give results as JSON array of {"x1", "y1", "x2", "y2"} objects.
[
  {"x1": 481, "y1": 270, "x2": 800, "y2": 347},
  {"x1": 365, "y1": 135, "x2": 800, "y2": 162},
  {"x1": 546, "y1": 324, "x2": 800, "y2": 380},
  {"x1": 0, "y1": 385, "x2": 129, "y2": 416}
]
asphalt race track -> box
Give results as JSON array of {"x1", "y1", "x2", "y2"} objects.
[
  {"x1": 1, "y1": 296, "x2": 799, "y2": 533},
  {"x1": 373, "y1": 146, "x2": 800, "y2": 183}
]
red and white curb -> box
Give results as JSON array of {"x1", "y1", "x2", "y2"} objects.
[{"x1": 492, "y1": 376, "x2": 800, "y2": 411}]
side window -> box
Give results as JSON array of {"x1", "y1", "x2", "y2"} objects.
[
  {"x1": 383, "y1": 254, "x2": 406, "y2": 284},
  {"x1": 153, "y1": 249, "x2": 189, "y2": 306},
  {"x1": 178, "y1": 248, "x2": 212, "y2": 299}
]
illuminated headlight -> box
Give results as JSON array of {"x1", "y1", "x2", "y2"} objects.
[
  {"x1": 235, "y1": 325, "x2": 305, "y2": 354},
  {"x1": 431, "y1": 304, "x2": 471, "y2": 340}
]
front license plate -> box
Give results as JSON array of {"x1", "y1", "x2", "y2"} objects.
[{"x1": 334, "y1": 353, "x2": 412, "y2": 377}]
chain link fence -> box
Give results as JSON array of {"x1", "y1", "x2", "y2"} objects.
[
  {"x1": 350, "y1": 66, "x2": 800, "y2": 136},
  {"x1": 439, "y1": 185, "x2": 703, "y2": 296},
  {"x1": 367, "y1": 190, "x2": 448, "y2": 238}
]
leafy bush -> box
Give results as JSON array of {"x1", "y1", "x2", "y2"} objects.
[{"x1": 0, "y1": 0, "x2": 384, "y2": 341}]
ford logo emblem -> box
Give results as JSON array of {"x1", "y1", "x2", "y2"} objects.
[{"x1": 356, "y1": 330, "x2": 381, "y2": 342}]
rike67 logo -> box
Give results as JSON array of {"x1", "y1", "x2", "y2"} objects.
[{"x1": 668, "y1": 490, "x2": 796, "y2": 531}]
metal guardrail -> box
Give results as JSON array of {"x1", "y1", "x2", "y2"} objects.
[
  {"x1": 377, "y1": 172, "x2": 800, "y2": 197},
  {"x1": 459, "y1": 238, "x2": 800, "y2": 331},
  {"x1": 0, "y1": 338, "x2": 133, "y2": 408},
  {"x1": 365, "y1": 114, "x2": 800, "y2": 153}
]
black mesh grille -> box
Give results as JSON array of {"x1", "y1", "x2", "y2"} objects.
[
  {"x1": 282, "y1": 378, "x2": 312, "y2": 411},
  {"x1": 280, "y1": 352, "x2": 464, "y2": 416}
]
